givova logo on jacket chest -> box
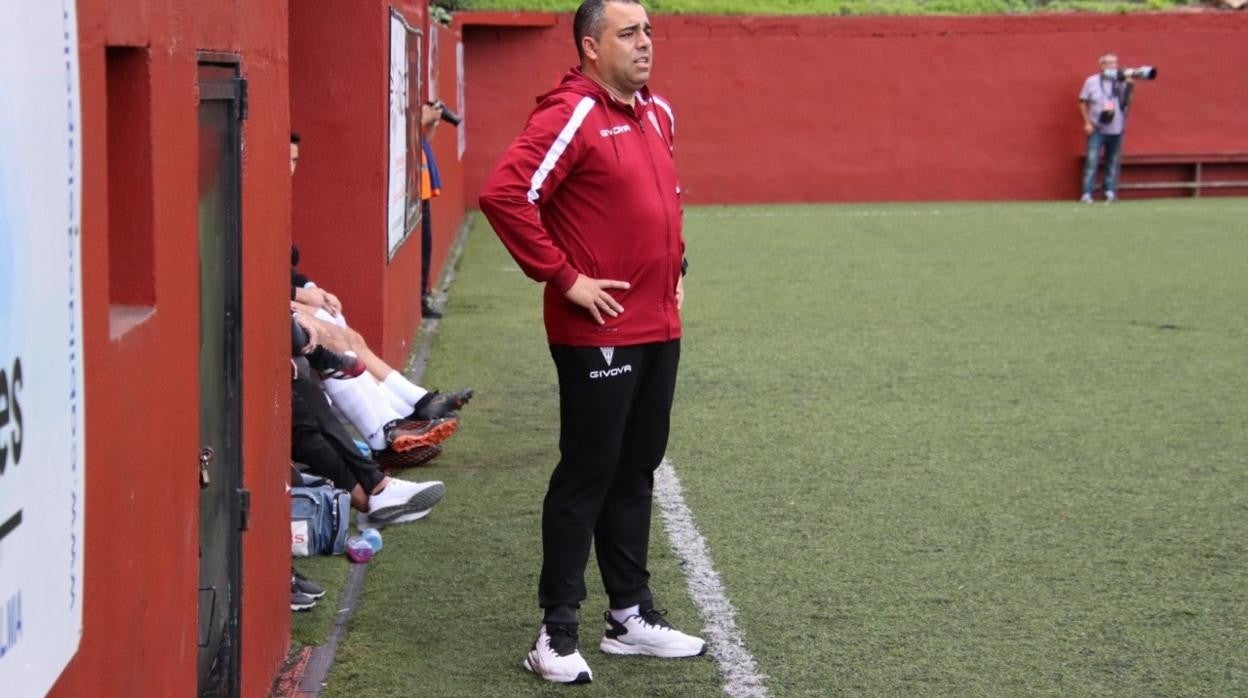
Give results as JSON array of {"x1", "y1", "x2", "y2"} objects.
[{"x1": 600, "y1": 124, "x2": 633, "y2": 138}]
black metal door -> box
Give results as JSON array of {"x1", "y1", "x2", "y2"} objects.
[{"x1": 197, "y1": 58, "x2": 245, "y2": 698}]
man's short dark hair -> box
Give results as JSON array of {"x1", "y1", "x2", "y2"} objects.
[
  {"x1": 574, "y1": 0, "x2": 642, "y2": 61},
  {"x1": 290, "y1": 132, "x2": 301, "y2": 145}
]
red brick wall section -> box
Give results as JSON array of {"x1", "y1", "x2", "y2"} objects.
[
  {"x1": 292, "y1": 0, "x2": 432, "y2": 367},
  {"x1": 50, "y1": 0, "x2": 291, "y2": 696},
  {"x1": 232, "y1": 4, "x2": 296, "y2": 697},
  {"x1": 290, "y1": 1, "x2": 389, "y2": 353},
  {"x1": 381, "y1": 7, "x2": 430, "y2": 365},
  {"x1": 427, "y1": 22, "x2": 467, "y2": 300},
  {"x1": 382, "y1": 1, "x2": 433, "y2": 366},
  {"x1": 461, "y1": 11, "x2": 1248, "y2": 204}
]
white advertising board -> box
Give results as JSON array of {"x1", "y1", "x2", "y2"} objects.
[{"x1": 0, "y1": 0, "x2": 87, "y2": 694}]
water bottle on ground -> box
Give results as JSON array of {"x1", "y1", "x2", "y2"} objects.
[
  {"x1": 346, "y1": 536, "x2": 373, "y2": 563},
  {"x1": 360, "y1": 527, "x2": 383, "y2": 553}
]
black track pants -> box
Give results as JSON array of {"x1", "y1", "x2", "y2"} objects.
[
  {"x1": 420, "y1": 199, "x2": 433, "y2": 297},
  {"x1": 291, "y1": 373, "x2": 384, "y2": 495},
  {"x1": 540, "y1": 340, "x2": 680, "y2": 624}
]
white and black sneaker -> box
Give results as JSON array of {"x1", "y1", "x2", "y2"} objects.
[
  {"x1": 600, "y1": 608, "x2": 707, "y2": 658},
  {"x1": 290, "y1": 591, "x2": 316, "y2": 612},
  {"x1": 523, "y1": 623, "x2": 593, "y2": 684},
  {"x1": 291, "y1": 575, "x2": 317, "y2": 612},
  {"x1": 365, "y1": 479, "x2": 445, "y2": 523},
  {"x1": 292, "y1": 570, "x2": 325, "y2": 600}
]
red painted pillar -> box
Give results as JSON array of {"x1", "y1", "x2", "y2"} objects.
[{"x1": 291, "y1": 0, "x2": 429, "y2": 366}]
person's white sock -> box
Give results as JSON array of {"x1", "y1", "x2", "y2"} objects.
[
  {"x1": 321, "y1": 378, "x2": 388, "y2": 450},
  {"x1": 321, "y1": 377, "x2": 405, "y2": 451},
  {"x1": 382, "y1": 371, "x2": 428, "y2": 410},
  {"x1": 360, "y1": 377, "x2": 406, "y2": 423},
  {"x1": 609, "y1": 605, "x2": 640, "y2": 624},
  {"x1": 379, "y1": 381, "x2": 414, "y2": 415}
]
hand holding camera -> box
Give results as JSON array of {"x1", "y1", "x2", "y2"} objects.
[
  {"x1": 1094, "y1": 63, "x2": 1156, "y2": 126},
  {"x1": 425, "y1": 100, "x2": 462, "y2": 127}
]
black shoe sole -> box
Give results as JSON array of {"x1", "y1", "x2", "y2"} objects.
[{"x1": 521, "y1": 662, "x2": 592, "y2": 685}]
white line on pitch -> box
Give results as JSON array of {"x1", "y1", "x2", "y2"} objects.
[{"x1": 654, "y1": 459, "x2": 771, "y2": 698}]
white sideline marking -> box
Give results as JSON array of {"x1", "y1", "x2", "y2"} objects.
[{"x1": 655, "y1": 459, "x2": 772, "y2": 698}]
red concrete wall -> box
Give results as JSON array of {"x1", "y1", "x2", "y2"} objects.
[
  {"x1": 462, "y1": 12, "x2": 1248, "y2": 204},
  {"x1": 291, "y1": 0, "x2": 431, "y2": 366},
  {"x1": 51, "y1": 0, "x2": 291, "y2": 696},
  {"x1": 426, "y1": 22, "x2": 467, "y2": 295}
]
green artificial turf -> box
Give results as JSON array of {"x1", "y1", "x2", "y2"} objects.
[
  {"x1": 324, "y1": 199, "x2": 1247, "y2": 696},
  {"x1": 320, "y1": 216, "x2": 721, "y2": 697},
  {"x1": 291, "y1": 555, "x2": 350, "y2": 647}
]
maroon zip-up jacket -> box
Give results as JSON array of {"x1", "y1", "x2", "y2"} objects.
[{"x1": 479, "y1": 68, "x2": 684, "y2": 347}]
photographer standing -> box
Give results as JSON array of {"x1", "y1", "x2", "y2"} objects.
[
  {"x1": 1079, "y1": 54, "x2": 1135, "y2": 203},
  {"x1": 419, "y1": 102, "x2": 445, "y2": 318}
]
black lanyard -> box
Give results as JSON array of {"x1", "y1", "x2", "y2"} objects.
[{"x1": 1099, "y1": 78, "x2": 1119, "y2": 105}]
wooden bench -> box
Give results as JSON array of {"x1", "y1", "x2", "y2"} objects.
[{"x1": 1117, "y1": 152, "x2": 1248, "y2": 197}]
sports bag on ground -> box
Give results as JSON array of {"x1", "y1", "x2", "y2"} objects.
[{"x1": 290, "y1": 471, "x2": 351, "y2": 556}]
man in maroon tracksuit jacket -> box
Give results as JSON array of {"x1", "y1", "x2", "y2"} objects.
[{"x1": 479, "y1": 0, "x2": 706, "y2": 685}]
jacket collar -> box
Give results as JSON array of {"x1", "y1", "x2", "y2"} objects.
[{"x1": 542, "y1": 67, "x2": 653, "y2": 119}]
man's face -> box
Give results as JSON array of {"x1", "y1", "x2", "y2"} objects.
[
  {"x1": 585, "y1": 2, "x2": 653, "y2": 94},
  {"x1": 290, "y1": 143, "x2": 299, "y2": 174},
  {"x1": 1100, "y1": 55, "x2": 1118, "y2": 72}
]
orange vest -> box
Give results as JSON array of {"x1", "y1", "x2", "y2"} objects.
[{"x1": 420, "y1": 150, "x2": 439, "y2": 201}]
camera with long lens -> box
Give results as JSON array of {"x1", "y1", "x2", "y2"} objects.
[
  {"x1": 426, "y1": 100, "x2": 462, "y2": 127},
  {"x1": 1103, "y1": 66, "x2": 1158, "y2": 81}
]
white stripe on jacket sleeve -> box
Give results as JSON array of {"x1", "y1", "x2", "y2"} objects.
[
  {"x1": 652, "y1": 95, "x2": 675, "y2": 138},
  {"x1": 527, "y1": 96, "x2": 597, "y2": 204}
]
